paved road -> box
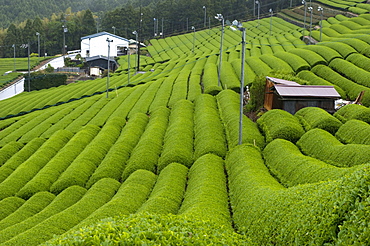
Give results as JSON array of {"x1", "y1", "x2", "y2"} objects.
[{"x1": 36, "y1": 54, "x2": 77, "y2": 71}]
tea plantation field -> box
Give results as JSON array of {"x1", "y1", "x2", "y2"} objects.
[{"x1": 0, "y1": 9, "x2": 369, "y2": 245}]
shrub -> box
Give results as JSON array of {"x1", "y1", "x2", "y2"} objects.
[
  {"x1": 318, "y1": 42, "x2": 357, "y2": 58},
  {"x1": 216, "y1": 89, "x2": 265, "y2": 149},
  {"x1": 24, "y1": 73, "x2": 67, "y2": 91},
  {"x1": 294, "y1": 107, "x2": 343, "y2": 134},
  {"x1": 187, "y1": 73, "x2": 202, "y2": 102},
  {"x1": 193, "y1": 94, "x2": 227, "y2": 159},
  {"x1": 297, "y1": 128, "x2": 370, "y2": 167},
  {"x1": 259, "y1": 54, "x2": 293, "y2": 73},
  {"x1": 329, "y1": 58, "x2": 370, "y2": 88},
  {"x1": 202, "y1": 63, "x2": 222, "y2": 95},
  {"x1": 288, "y1": 48, "x2": 327, "y2": 67},
  {"x1": 334, "y1": 104, "x2": 370, "y2": 124},
  {"x1": 157, "y1": 100, "x2": 194, "y2": 172},
  {"x1": 220, "y1": 61, "x2": 240, "y2": 92},
  {"x1": 149, "y1": 74, "x2": 178, "y2": 112},
  {"x1": 245, "y1": 56, "x2": 272, "y2": 76},
  {"x1": 263, "y1": 139, "x2": 352, "y2": 187},
  {"x1": 178, "y1": 154, "x2": 231, "y2": 227},
  {"x1": 2, "y1": 178, "x2": 120, "y2": 246},
  {"x1": 346, "y1": 53, "x2": 370, "y2": 72},
  {"x1": 0, "y1": 197, "x2": 25, "y2": 221},
  {"x1": 42, "y1": 213, "x2": 249, "y2": 246},
  {"x1": 0, "y1": 141, "x2": 23, "y2": 167},
  {"x1": 86, "y1": 113, "x2": 149, "y2": 187},
  {"x1": 336, "y1": 119, "x2": 370, "y2": 145},
  {"x1": 137, "y1": 163, "x2": 188, "y2": 214},
  {"x1": 273, "y1": 51, "x2": 310, "y2": 73},
  {"x1": 168, "y1": 70, "x2": 191, "y2": 107},
  {"x1": 230, "y1": 59, "x2": 256, "y2": 86},
  {"x1": 257, "y1": 109, "x2": 305, "y2": 143}
]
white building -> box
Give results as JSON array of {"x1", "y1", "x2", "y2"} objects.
[{"x1": 80, "y1": 32, "x2": 130, "y2": 58}]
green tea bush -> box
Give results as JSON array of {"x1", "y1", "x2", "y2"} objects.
[
  {"x1": 318, "y1": 42, "x2": 357, "y2": 58},
  {"x1": 202, "y1": 62, "x2": 222, "y2": 95},
  {"x1": 193, "y1": 94, "x2": 227, "y2": 159},
  {"x1": 0, "y1": 197, "x2": 25, "y2": 221},
  {"x1": 220, "y1": 60, "x2": 241, "y2": 92},
  {"x1": 288, "y1": 48, "x2": 327, "y2": 67},
  {"x1": 137, "y1": 163, "x2": 188, "y2": 214},
  {"x1": 168, "y1": 70, "x2": 191, "y2": 107},
  {"x1": 348, "y1": 6, "x2": 368, "y2": 15},
  {"x1": 74, "y1": 170, "x2": 156, "y2": 230},
  {"x1": 335, "y1": 119, "x2": 370, "y2": 145},
  {"x1": 0, "y1": 138, "x2": 45, "y2": 183},
  {"x1": 333, "y1": 37, "x2": 369, "y2": 54},
  {"x1": 51, "y1": 118, "x2": 124, "y2": 194},
  {"x1": 157, "y1": 100, "x2": 194, "y2": 171},
  {"x1": 86, "y1": 113, "x2": 149, "y2": 187},
  {"x1": 329, "y1": 58, "x2": 370, "y2": 88},
  {"x1": 294, "y1": 107, "x2": 343, "y2": 134},
  {"x1": 346, "y1": 53, "x2": 370, "y2": 72},
  {"x1": 0, "y1": 130, "x2": 73, "y2": 200},
  {"x1": 0, "y1": 186, "x2": 86, "y2": 244},
  {"x1": 274, "y1": 51, "x2": 310, "y2": 73},
  {"x1": 187, "y1": 73, "x2": 202, "y2": 101},
  {"x1": 230, "y1": 59, "x2": 256, "y2": 86},
  {"x1": 311, "y1": 65, "x2": 370, "y2": 106},
  {"x1": 178, "y1": 154, "x2": 232, "y2": 227},
  {"x1": 122, "y1": 107, "x2": 170, "y2": 180},
  {"x1": 149, "y1": 74, "x2": 178, "y2": 111},
  {"x1": 216, "y1": 89, "x2": 265, "y2": 149},
  {"x1": 259, "y1": 54, "x2": 294, "y2": 73},
  {"x1": 17, "y1": 125, "x2": 100, "y2": 199},
  {"x1": 42, "y1": 213, "x2": 249, "y2": 246},
  {"x1": 257, "y1": 109, "x2": 305, "y2": 143},
  {"x1": 2, "y1": 178, "x2": 120, "y2": 246},
  {"x1": 245, "y1": 56, "x2": 272, "y2": 76},
  {"x1": 334, "y1": 104, "x2": 370, "y2": 123},
  {"x1": 0, "y1": 141, "x2": 23, "y2": 166},
  {"x1": 0, "y1": 191, "x2": 55, "y2": 231},
  {"x1": 263, "y1": 139, "x2": 352, "y2": 187},
  {"x1": 297, "y1": 70, "x2": 346, "y2": 98},
  {"x1": 297, "y1": 128, "x2": 370, "y2": 167},
  {"x1": 226, "y1": 143, "x2": 370, "y2": 244}
]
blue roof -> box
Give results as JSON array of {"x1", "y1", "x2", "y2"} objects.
[{"x1": 81, "y1": 32, "x2": 129, "y2": 42}]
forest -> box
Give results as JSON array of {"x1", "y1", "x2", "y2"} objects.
[{"x1": 0, "y1": 0, "x2": 296, "y2": 58}]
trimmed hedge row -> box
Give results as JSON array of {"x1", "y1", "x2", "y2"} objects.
[
  {"x1": 329, "y1": 58, "x2": 370, "y2": 88},
  {"x1": 273, "y1": 51, "x2": 310, "y2": 73},
  {"x1": 87, "y1": 113, "x2": 149, "y2": 187},
  {"x1": 50, "y1": 118, "x2": 125, "y2": 194},
  {"x1": 157, "y1": 100, "x2": 194, "y2": 171},
  {"x1": 297, "y1": 128, "x2": 370, "y2": 167},
  {"x1": 187, "y1": 73, "x2": 202, "y2": 102},
  {"x1": 0, "y1": 191, "x2": 55, "y2": 231},
  {"x1": 1, "y1": 178, "x2": 120, "y2": 246},
  {"x1": 16, "y1": 125, "x2": 100, "y2": 199},
  {"x1": 178, "y1": 154, "x2": 232, "y2": 228},
  {"x1": 122, "y1": 107, "x2": 170, "y2": 180},
  {"x1": 0, "y1": 186, "x2": 86, "y2": 244},
  {"x1": 318, "y1": 42, "x2": 357, "y2": 59},
  {"x1": 0, "y1": 197, "x2": 25, "y2": 221},
  {"x1": 259, "y1": 54, "x2": 294, "y2": 73},
  {"x1": 149, "y1": 74, "x2": 177, "y2": 112},
  {"x1": 74, "y1": 170, "x2": 156, "y2": 230},
  {"x1": 245, "y1": 56, "x2": 272, "y2": 76},
  {"x1": 0, "y1": 141, "x2": 24, "y2": 167},
  {"x1": 193, "y1": 94, "x2": 227, "y2": 159},
  {"x1": 216, "y1": 89, "x2": 265, "y2": 149},
  {"x1": 202, "y1": 62, "x2": 222, "y2": 95},
  {"x1": 0, "y1": 138, "x2": 45, "y2": 183},
  {"x1": 311, "y1": 65, "x2": 370, "y2": 106},
  {"x1": 335, "y1": 120, "x2": 370, "y2": 145},
  {"x1": 263, "y1": 139, "x2": 352, "y2": 187},
  {"x1": 230, "y1": 59, "x2": 256, "y2": 86},
  {"x1": 137, "y1": 163, "x2": 188, "y2": 214},
  {"x1": 0, "y1": 130, "x2": 73, "y2": 200},
  {"x1": 168, "y1": 70, "x2": 191, "y2": 107},
  {"x1": 288, "y1": 48, "x2": 327, "y2": 67},
  {"x1": 334, "y1": 104, "x2": 370, "y2": 123},
  {"x1": 346, "y1": 53, "x2": 370, "y2": 72},
  {"x1": 226, "y1": 143, "x2": 370, "y2": 244},
  {"x1": 220, "y1": 61, "x2": 241, "y2": 92},
  {"x1": 294, "y1": 107, "x2": 343, "y2": 134},
  {"x1": 257, "y1": 109, "x2": 305, "y2": 144}
]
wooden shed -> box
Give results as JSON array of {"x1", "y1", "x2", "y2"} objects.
[{"x1": 264, "y1": 76, "x2": 341, "y2": 114}]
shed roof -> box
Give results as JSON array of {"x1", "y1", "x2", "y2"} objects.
[
  {"x1": 266, "y1": 76, "x2": 300, "y2": 86},
  {"x1": 274, "y1": 84, "x2": 341, "y2": 98},
  {"x1": 81, "y1": 32, "x2": 130, "y2": 42},
  {"x1": 85, "y1": 55, "x2": 117, "y2": 64}
]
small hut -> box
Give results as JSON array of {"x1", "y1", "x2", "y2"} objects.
[{"x1": 264, "y1": 76, "x2": 341, "y2": 114}]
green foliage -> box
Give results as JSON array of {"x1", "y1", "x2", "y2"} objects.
[
  {"x1": 259, "y1": 54, "x2": 294, "y2": 73},
  {"x1": 297, "y1": 128, "x2": 370, "y2": 167},
  {"x1": 137, "y1": 163, "x2": 188, "y2": 214},
  {"x1": 318, "y1": 42, "x2": 357, "y2": 59},
  {"x1": 220, "y1": 61, "x2": 241, "y2": 92},
  {"x1": 202, "y1": 62, "x2": 222, "y2": 95},
  {"x1": 274, "y1": 51, "x2": 310, "y2": 73},
  {"x1": 0, "y1": 197, "x2": 25, "y2": 221},
  {"x1": 193, "y1": 94, "x2": 227, "y2": 159},
  {"x1": 24, "y1": 73, "x2": 67, "y2": 91},
  {"x1": 216, "y1": 89, "x2": 265, "y2": 149},
  {"x1": 336, "y1": 119, "x2": 370, "y2": 145},
  {"x1": 334, "y1": 104, "x2": 370, "y2": 123},
  {"x1": 122, "y1": 107, "x2": 170, "y2": 180},
  {"x1": 179, "y1": 154, "x2": 232, "y2": 227},
  {"x1": 288, "y1": 48, "x2": 327, "y2": 67},
  {"x1": 0, "y1": 186, "x2": 86, "y2": 244},
  {"x1": 42, "y1": 213, "x2": 249, "y2": 246},
  {"x1": 263, "y1": 139, "x2": 354, "y2": 187},
  {"x1": 0, "y1": 141, "x2": 23, "y2": 166},
  {"x1": 2, "y1": 178, "x2": 120, "y2": 246},
  {"x1": 294, "y1": 107, "x2": 343, "y2": 134},
  {"x1": 157, "y1": 100, "x2": 194, "y2": 171},
  {"x1": 257, "y1": 109, "x2": 305, "y2": 144},
  {"x1": 346, "y1": 53, "x2": 370, "y2": 72},
  {"x1": 329, "y1": 58, "x2": 370, "y2": 88}
]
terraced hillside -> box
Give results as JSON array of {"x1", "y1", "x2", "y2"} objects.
[{"x1": 0, "y1": 9, "x2": 369, "y2": 245}]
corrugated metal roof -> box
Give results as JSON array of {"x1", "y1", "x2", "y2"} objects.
[
  {"x1": 266, "y1": 76, "x2": 300, "y2": 86},
  {"x1": 81, "y1": 32, "x2": 130, "y2": 42},
  {"x1": 274, "y1": 84, "x2": 341, "y2": 98},
  {"x1": 85, "y1": 55, "x2": 117, "y2": 64}
]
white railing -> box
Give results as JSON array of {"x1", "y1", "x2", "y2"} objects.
[{"x1": 0, "y1": 78, "x2": 25, "y2": 101}]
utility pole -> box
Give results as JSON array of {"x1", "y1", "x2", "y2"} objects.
[{"x1": 106, "y1": 38, "x2": 113, "y2": 98}]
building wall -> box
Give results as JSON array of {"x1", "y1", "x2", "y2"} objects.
[{"x1": 81, "y1": 34, "x2": 129, "y2": 58}]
